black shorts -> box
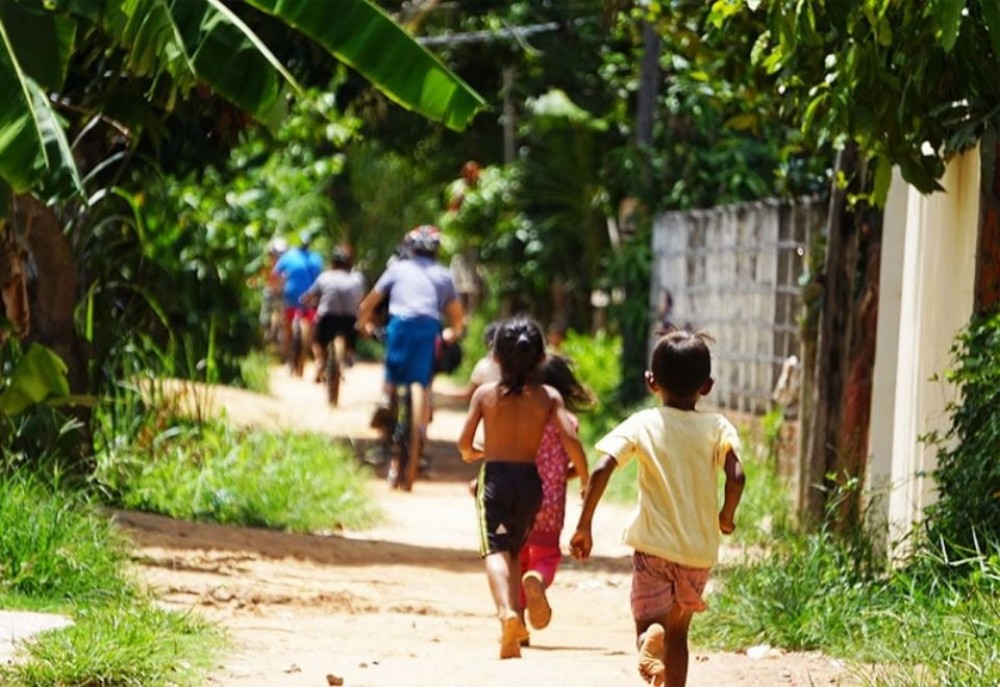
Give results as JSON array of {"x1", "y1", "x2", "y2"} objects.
[
  {"x1": 313, "y1": 314, "x2": 358, "y2": 349},
  {"x1": 476, "y1": 461, "x2": 543, "y2": 557}
]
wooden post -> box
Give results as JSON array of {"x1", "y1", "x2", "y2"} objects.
[
  {"x1": 801, "y1": 144, "x2": 859, "y2": 524},
  {"x1": 976, "y1": 130, "x2": 1000, "y2": 314}
]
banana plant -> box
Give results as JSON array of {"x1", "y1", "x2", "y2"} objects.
[{"x1": 0, "y1": 0, "x2": 485, "y2": 202}]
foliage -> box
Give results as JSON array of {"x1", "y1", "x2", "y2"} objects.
[
  {"x1": 2, "y1": 603, "x2": 220, "y2": 687},
  {"x1": 0, "y1": 473, "x2": 133, "y2": 605},
  {"x1": 0, "y1": 0, "x2": 483, "y2": 200},
  {"x1": 335, "y1": 137, "x2": 446, "y2": 275},
  {"x1": 66, "y1": 88, "x2": 361, "y2": 390},
  {"x1": 727, "y1": 413, "x2": 794, "y2": 545},
  {"x1": 560, "y1": 328, "x2": 623, "y2": 446},
  {"x1": 745, "y1": 0, "x2": 1000, "y2": 203},
  {"x1": 924, "y1": 311, "x2": 1000, "y2": 557},
  {"x1": 0, "y1": 341, "x2": 88, "y2": 477},
  {"x1": 237, "y1": 350, "x2": 273, "y2": 395},
  {"x1": 96, "y1": 419, "x2": 380, "y2": 532}
]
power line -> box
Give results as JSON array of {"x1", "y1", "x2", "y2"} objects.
[{"x1": 416, "y1": 18, "x2": 592, "y2": 47}]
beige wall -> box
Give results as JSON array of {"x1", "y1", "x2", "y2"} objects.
[{"x1": 867, "y1": 148, "x2": 980, "y2": 553}]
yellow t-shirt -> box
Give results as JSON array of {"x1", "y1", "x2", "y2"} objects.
[{"x1": 595, "y1": 406, "x2": 740, "y2": 568}]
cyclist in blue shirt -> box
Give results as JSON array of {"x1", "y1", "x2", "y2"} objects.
[{"x1": 272, "y1": 231, "x2": 323, "y2": 373}]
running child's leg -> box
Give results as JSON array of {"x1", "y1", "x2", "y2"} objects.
[
  {"x1": 484, "y1": 551, "x2": 521, "y2": 659},
  {"x1": 663, "y1": 605, "x2": 694, "y2": 687},
  {"x1": 635, "y1": 618, "x2": 668, "y2": 686},
  {"x1": 530, "y1": 541, "x2": 561, "y2": 587}
]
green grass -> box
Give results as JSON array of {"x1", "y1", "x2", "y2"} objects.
[
  {"x1": 693, "y1": 521, "x2": 1000, "y2": 685},
  {"x1": 0, "y1": 474, "x2": 222, "y2": 686},
  {"x1": 237, "y1": 349, "x2": 273, "y2": 394},
  {"x1": 2, "y1": 602, "x2": 221, "y2": 687},
  {"x1": 97, "y1": 420, "x2": 380, "y2": 532},
  {"x1": 0, "y1": 474, "x2": 135, "y2": 605}
]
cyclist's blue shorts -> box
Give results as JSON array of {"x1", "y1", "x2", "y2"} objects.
[{"x1": 384, "y1": 316, "x2": 439, "y2": 387}]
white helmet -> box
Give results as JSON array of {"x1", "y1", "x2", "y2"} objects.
[{"x1": 267, "y1": 237, "x2": 289, "y2": 256}]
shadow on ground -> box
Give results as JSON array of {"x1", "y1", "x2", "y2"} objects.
[{"x1": 115, "y1": 509, "x2": 632, "y2": 575}]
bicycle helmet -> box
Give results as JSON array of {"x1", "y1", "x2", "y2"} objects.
[
  {"x1": 267, "y1": 237, "x2": 289, "y2": 256},
  {"x1": 331, "y1": 245, "x2": 352, "y2": 268},
  {"x1": 404, "y1": 224, "x2": 441, "y2": 255},
  {"x1": 299, "y1": 229, "x2": 319, "y2": 247}
]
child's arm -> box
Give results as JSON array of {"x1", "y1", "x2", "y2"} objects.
[
  {"x1": 457, "y1": 386, "x2": 486, "y2": 462},
  {"x1": 569, "y1": 454, "x2": 618, "y2": 560},
  {"x1": 550, "y1": 393, "x2": 589, "y2": 490},
  {"x1": 719, "y1": 448, "x2": 745, "y2": 534}
]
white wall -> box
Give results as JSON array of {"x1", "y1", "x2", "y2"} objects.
[{"x1": 867, "y1": 148, "x2": 980, "y2": 553}]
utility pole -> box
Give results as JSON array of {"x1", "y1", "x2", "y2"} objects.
[{"x1": 501, "y1": 65, "x2": 517, "y2": 164}]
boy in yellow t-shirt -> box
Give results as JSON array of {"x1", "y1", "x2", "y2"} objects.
[{"x1": 570, "y1": 330, "x2": 745, "y2": 686}]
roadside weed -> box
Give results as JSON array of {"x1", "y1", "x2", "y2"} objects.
[
  {"x1": 1, "y1": 602, "x2": 220, "y2": 687},
  {"x1": 0, "y1": 474, "x2": 133, "y2": 605},
  {"x1": 97, "y1": 421, "x2": 380, "y2": 532}
]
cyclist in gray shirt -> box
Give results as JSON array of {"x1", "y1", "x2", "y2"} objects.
[{"x1": 302, "y1": 246, "x2": 365, "y2": 382}]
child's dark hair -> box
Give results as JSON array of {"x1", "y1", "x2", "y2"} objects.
[
  {"x1": 649, "y1": 330, "x2": 714, "y2": 397},
  {"x1": 541, "y1": 354, "x2": 595, "y2": 413},
  {"x1": 483, "y1": 321, "x2": 500, "y2": 350},
  {"x1": 493, "y1": 317, "x2": 545, "y2": 395}
]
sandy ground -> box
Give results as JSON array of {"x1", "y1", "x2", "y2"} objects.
[{"x1": 109, "y1": 362, "x2": 858, "y2": 686}]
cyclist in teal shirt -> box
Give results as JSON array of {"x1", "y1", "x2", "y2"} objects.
[{"x1": 273, "y1": 231, "x2": 323, "y2": 371}]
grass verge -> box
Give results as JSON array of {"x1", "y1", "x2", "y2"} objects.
[
  {"x1": 0, "y1": 473, "x2": 221, "y2": 686},
  {"x1": 97, "y1": 420, "x2": 380, "y2": 532}
]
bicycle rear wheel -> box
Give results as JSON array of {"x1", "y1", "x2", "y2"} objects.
[
  {"x1": 289, "y1": 319, "x2": 304, "y2": 377},
  {"x1": 326, "y1": 341, "x2": 341, "y2": 405},
  {"x1": 389, "y1": 387, "x2": 412, "y2": 490}
]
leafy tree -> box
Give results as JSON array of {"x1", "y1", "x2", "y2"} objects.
[
  {"x1": 0, "y1": 0, "x2": 485, "y2": 469},
  {"x1": 743, "y1": 0, "x2": 1000, "y2": 202},
  {"x1": 0, "y1": 0, "x2": 484, "y2": 198}
]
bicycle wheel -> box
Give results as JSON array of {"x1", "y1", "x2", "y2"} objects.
[
  {"x1": 326, "y1": 341, "x2": 341, "y2": 405},
  {"x1": 389, "y1": 387, "x2": 411, "y2": 490},
  {"x1": 289, "y1": 319, "x2": 304, "y2": 377}
]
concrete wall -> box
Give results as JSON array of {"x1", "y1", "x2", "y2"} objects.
[
  {"x1": 867, "y1": 148, "x2": 981, "y2": 551},
  {"x1": 651, "y1": 199, "x2": 822, "y2": 414}
]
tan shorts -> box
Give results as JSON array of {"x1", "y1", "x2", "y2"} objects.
[{"x1": 630, "y1": 551, "x2": 710, "y2": 623}]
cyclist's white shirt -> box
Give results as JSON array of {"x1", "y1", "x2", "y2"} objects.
[
  {"x1": 306, "y1": 269, "x2": 365, "y2": 317},
  {"x1": 373, "y1": 257, "x2": 457, "y2": 320}
]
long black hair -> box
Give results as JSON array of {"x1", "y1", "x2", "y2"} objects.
[
  {"x1": 493, "y1": 317, "x2": 545, "y2": 395},
  {"x1": 541, "y1": 354, "x2": 596, "y2": 413}
]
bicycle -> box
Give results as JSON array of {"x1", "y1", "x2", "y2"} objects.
[
  {"x1": 324, "y1": 335, "x2": 344, "y2": 405},
  {"x1": 289, "y1": 316, "x2": 304, "y2": 376},
  {"x1": 287, "y1": 308, "x2": 312, "y2": 378},
  {"x1": 376, "y1": 382, "x2": 433, "y2": 491}
]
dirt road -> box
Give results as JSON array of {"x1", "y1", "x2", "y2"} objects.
[{"x1": 120, "y1": 363, "x2": 855, "y2": 686}]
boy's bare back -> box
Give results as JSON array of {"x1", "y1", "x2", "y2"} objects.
[{"x1": 458, "y1": 381, "x2": 561, "y2": 463}]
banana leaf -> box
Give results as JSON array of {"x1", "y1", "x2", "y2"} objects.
[{"x1": 247, "y1": 0, "x2": 486, "y2": 131}]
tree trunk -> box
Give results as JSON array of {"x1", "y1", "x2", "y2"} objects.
[
  {"x1": 801, "y1": 145, "x2": 859, "y2": 524},
  {"x1": 617, "y1": 21, "x2": 662, "y2": 406},
  {"x1": 976, "y1": 130, "x2": 1000, "y2": 314},
  {"x1": 834, "y1": 216, "x2": 881, "y2": 529},
  {"x1": 14, "y1": 194, "x2": 94, "y2": 467},
  {"x1": 635, "y1": 22, "x2": 660, "y2": 152}
]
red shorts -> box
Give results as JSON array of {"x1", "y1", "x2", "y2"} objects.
[
  {"x1": 630, "y1": 551, "x2": 710, "y2": 623},
  {"x1": 283, "y1": 306, "x2": 316, "y2": 326}
]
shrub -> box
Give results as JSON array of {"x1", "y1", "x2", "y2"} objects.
[{"x1": 924, "y1": 311, "x2": 1000, "y2": 558}]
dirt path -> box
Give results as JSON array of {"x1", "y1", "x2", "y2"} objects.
[{"x1": 119, "y1": 363, "x2": 856, "y2": 686}]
